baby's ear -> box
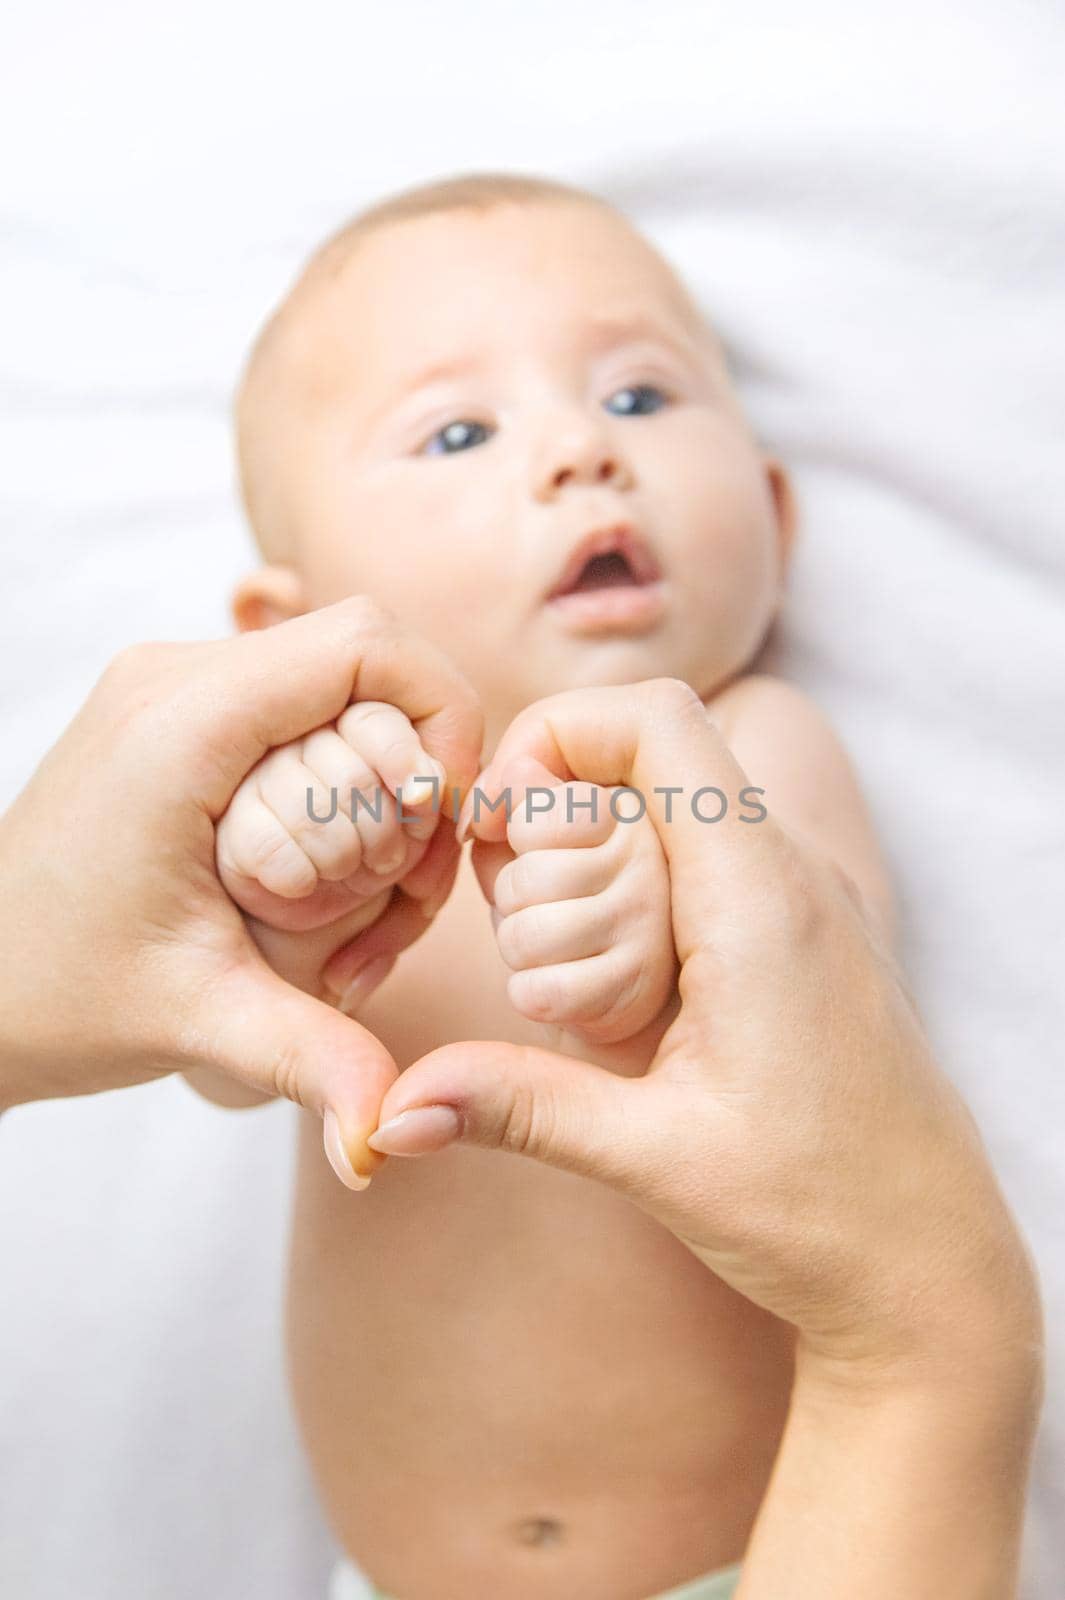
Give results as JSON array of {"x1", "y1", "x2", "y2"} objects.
[
  {"x1": 231, "y1": 566, "x2": 307, "y2": 633},
  {"x1": 764, "y1": 457, "x2": 798, "y2": 574}
]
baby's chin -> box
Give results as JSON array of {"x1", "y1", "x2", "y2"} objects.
[{"x1": 491, "y1": 636, "x2": 740, "y2": 722}]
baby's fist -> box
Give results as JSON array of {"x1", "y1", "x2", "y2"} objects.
[
  {"x1": 217, "y1": 700, "x2": 444, "y2": 932},
  {"x1": 487, "y1": 765, "x2": 677, "y2": 1046}
]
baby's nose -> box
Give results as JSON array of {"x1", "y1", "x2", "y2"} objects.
[
  {"x1": 550, "y1": 451, "x2": 621, "y2": 491},
  {"x1": 535, "y1": 421, "x2": 633, "y2": 499}
]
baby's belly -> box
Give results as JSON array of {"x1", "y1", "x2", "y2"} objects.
[{"x1": 287, "y1": 1115, "x2": 794, "y2": 1600}]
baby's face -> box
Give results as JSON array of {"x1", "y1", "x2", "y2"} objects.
[{"x1": 256, "y1": 202, "x2": 791, "y2": 744}]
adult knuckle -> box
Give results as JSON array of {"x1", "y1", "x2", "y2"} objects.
[
  {"x1": 103, "y1": 644, "x2": 230, "y2": 783},
  {"x1": 338, "y1": 700, "x2": 381, "y2": 737},
  {"x1": 98, "y1": 643, "x2": 141, "y2": 691},
  {"x1": 97, "y1": 641, "x2": 166, "y2": 712},
  {"x1": 94, "y1": 653, "x2": 199, "y2": 769},
  {"x1": 825, "y1": 856, "x2": 865, "y2": 915},
  {"x1": 341, "y1": 594, "x2": 394, "y2": 632},
  {"x1": 767, "y1": 846, "x2": 828, "y2": 945},
  {"x1": 497, "y1": 1077, "x2": 546, "y2": 1158},
  {"x1": 106, "y1": 640, "x2": 167, "y2": 678},
  {"x1": 341, "y1": 701, "x2": 408, "y2": 754},
  {"x1": 300, "y1": 726, "x2": 340, "y2": 763},
  {"x1": 642, "y1": 676, "x2": 705, "y2": 721},
  {"x1": 269, "y1": 1036, "x2": 308, "y2": 1108}
]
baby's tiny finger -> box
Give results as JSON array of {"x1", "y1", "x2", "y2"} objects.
[
  {"x1": 337, "y1": 701, "x2": 445, "y2": 812},
  {"x1": 355, "y1": 786, "x2": 408, "y2": 878},
  {"x1": 470, "y1": 836, "x2": 514, "y2": 909},
  {"x1": 302, "y1": 728, "x2": 409, "y2": 878},
  {"x1": 493, "y1": 845, "x2": 614, "y2": 917},
  {"x1": 257, "y1": 746, "x2": 364, "y2": 884},
  {"x1": 218, "y1": 780, "x2": 318, "y2": 900},
  {"x1": 301, "y1": 728, "x2": 374, "y2": 840},
  {"x1": 507, "y1": 950, "x2": 629, "y2": 1027},
  {"x1": 496, "y1": 896, "x2": 614, "y2": 973},
  {"x1": 506, "y1": 780, "x2": 616, "y2": 855}
]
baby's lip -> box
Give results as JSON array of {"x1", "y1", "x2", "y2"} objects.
[{"x1": 545, "y1": 523, "x2": 663, "y2": 601}]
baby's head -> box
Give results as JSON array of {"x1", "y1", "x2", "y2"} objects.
[{"x1": 234, "y1": 174, "x2": 795, "y2": 745}]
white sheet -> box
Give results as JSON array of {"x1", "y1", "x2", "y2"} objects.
[{"x1": 1, "y1": 2, "x2": 1062, "y2": 1594}]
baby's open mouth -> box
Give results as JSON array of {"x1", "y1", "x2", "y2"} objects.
[
  {"x1": 546, "y1": 525, "x2": 667, "y2": 635},
  {"x1": 564, "y1": 549, "x2": 642, "y2": 592},
  {"x1": 548, "y1": 525, "x2": 661, "y2": 599}
]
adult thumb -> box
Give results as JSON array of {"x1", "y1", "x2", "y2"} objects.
[
  {"x1": 188, "y1": 957, "x2": 400, "y2": 1189},
  {"x1": 366, "y1": 1039, "x2": 660, "y2": 1196}
]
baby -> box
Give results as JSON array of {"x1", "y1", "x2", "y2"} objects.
[{"x1": 190, "y1": 174, "x2": 892, "y2": 1600}]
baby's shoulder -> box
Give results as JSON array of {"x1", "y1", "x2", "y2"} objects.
[
  {"x1": 706, "y1": 672, "x2": 829, "y2": 750},
  {"x1": 703, "y1": 671, "x2": 860, "y2": 840},
  {"x1": 706, "y1": 673, "x2": 894, "y2": 938}
]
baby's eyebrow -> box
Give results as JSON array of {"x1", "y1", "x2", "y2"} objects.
[
  {"x1": 370, "y1": 311, "x2": 704, "y2": 427},
  {"x1": 580, "y1": 311, "x2": 700, "y2": 362},
  {"x1": 379, "y1": 355, "x2": 486, "y2": 417}
]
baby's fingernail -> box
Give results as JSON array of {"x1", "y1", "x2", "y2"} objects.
[
  {"x1": 399, "y1": 758, "x2": 446, "y2": 807},
  {"x1": 336, "y1": 955, "x2": 394, "y2": 1016},
  {"x1": 367, "y1": 1105, "x2": 463, "y2": 1157},
  {"x1": 323, "y1": 1108, "x2": 372, "y2": 1190},
  {"x1": 406, "y1": 809, "x2": 438, "y2": 841}
]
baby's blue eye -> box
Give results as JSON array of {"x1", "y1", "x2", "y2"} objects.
[
  {"x1": 423, "y1": 419, "x2": 493, "y2": 456},
  {"x1": 604, "y1": 383, "x2": 670, "y2": 417}
]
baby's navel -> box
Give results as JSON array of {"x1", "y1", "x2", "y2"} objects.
[{"x1": 513, "y1": 1515, "x2": 565, "y2": 1548}]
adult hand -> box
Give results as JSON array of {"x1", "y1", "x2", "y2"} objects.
[
  {"x1": 368, "y1": 678, "x2": 1043, "y2": 1597},
  {"x1": 0, "y1": 597, "x2": 482, "y2": 1182}
]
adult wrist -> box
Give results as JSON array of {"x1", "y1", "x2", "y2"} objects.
[
  {"x1": 793, "y1": 1306, "x2": 1044, "y2": 1442},
  {"x1": 737, "y1": 1324, "x2": 1043, "y2": 1600}
]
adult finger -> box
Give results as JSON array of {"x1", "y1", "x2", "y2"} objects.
[
  {"x1": 172, "y1": 597, "x2": 483, "y2": 819},
  {"x1": 186, "y1": 951, "x2": 400, "y2": 1189},
  {"x1": 366, "y1": 1039, "x2": 687, "y2": 1210}
]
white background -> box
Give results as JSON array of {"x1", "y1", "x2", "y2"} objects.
[{"x1": 1, "y1": 2, "x2": 1062, "y2": 1595}]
